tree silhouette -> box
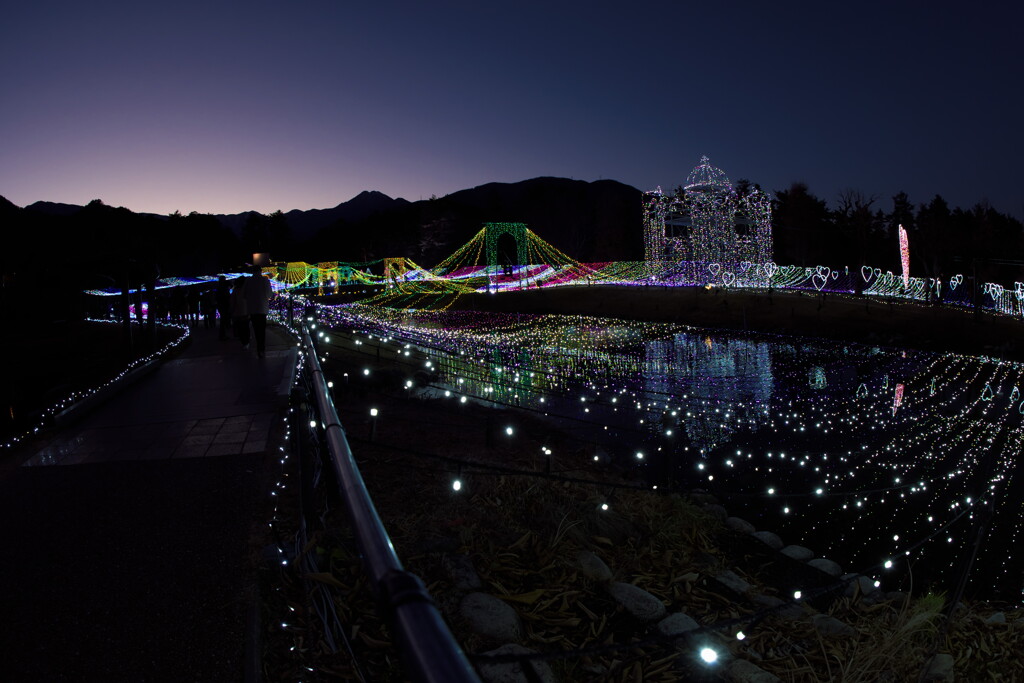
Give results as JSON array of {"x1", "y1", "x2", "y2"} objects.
[
  {"x1": 773, "y1": 183, "x2": 832, "y2": 266},
  {"x1": 267, "y1": 210, "x2": 293, "y2": 259}
]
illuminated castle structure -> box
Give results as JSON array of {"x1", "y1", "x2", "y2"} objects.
[{"x1": 643, "y1": 156, "x2": 772, "y2": 275}]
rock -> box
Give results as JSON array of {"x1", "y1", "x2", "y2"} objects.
[
  {"x1": 656, "y1": 612, "x2": 700, "y2": 637},
  {"x1": 477, "y1": 644, "x2": 558, "y2": 683},
  {"x1": 443, "y1": 554, "x2": 482, "y2": 591},
  {"x1": 608, "y1": 582, "x2": 666, "y2": 621},
  {"x1": 885, "y1": 591, "x2": 909, "y2": 606},
  {"x1": 727, "y1": 658, "x2": 782, "y2": 683},
  {"x1": 855, "y1": 575, "x2": 879, "y2": 597},
  {"x1": 840, "y1": 573, "x2": 860, "y2": 597},
  {"x1": 780, "y1": 545, "x2": 814, "y2": 561},
  {"x1": 985, "y1": 612, "x2": 1006, "y2": 624},
  {"x1": 713, "y1": 569, "x2": 753, "y2": 595},
  {"x1": 922, "y1": 653, "x2": 954, "y2": 682},
  {"x1": 591, "y1": 508, "x2": 640, "y2": 544},
  {"x1": 751, "y1": 593, "x2": 805, "y2": 620},
  {"x1": 704, "y1": 503, "x2": 728, "y2": 521},
  {"x1": 811, "y1": 614, "x2": 857, "y2": 638},
  {"x1": 690, "y1": 490, "x2": 718, "y2": 505},
  {"x1": 726, "y1": 516, "x2": 756, "y2": 534},
  {"x1": 576, "y1": 550, "x2": 612, "y2": 582},
  {"x1": 460, "y1": 593, "x2": 524, "y2": 642},
  {"x1": 751, "y1": 530, "x2": 783, "y2": 550},
  {"x1": 807, "y1": 558, "x2": 842, "y2": 577}
]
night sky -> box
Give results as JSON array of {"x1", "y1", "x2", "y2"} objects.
[{"x1": 2, "y1": 1, "x2": 1021, "y2": 217}]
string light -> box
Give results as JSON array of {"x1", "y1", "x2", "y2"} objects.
[
  {"x1": 4, "y1": 319, "x2": 190, "y2": 452},
  {"x1": 644, "y1": 156, "x2": 773, "y2": 285}
]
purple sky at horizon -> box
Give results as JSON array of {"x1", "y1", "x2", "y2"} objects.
[{"x1": 2, "y1": 1, "x2": 1021, "y2": 217}]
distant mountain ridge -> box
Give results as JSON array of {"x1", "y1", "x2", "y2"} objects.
[
  {"x1": 21, "y1": 190, "x2": 410, "y2": 241},
  {"x1": 209, "y1": 190, "x2": 410, "y2": 241},
  {"x1": 10, "y1": 177, "x2": 645, "y2": 263}
]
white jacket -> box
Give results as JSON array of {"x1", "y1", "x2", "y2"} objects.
[{"x1": 246, "y1": 274, "x2": 272, "y2": 315}]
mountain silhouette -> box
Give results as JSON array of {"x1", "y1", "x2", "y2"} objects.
[
  {"x1": 303, "y1": 177, "x2": 643, "y2": 265},
  {"x1": 4, "y1": 177, "x2": 645, "y2": 267},
  {"x1": 25, "y1": 200, "x2": 87, "y2": 217}
]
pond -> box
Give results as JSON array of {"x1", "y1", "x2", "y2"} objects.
[{"x1": 322, "y1": 305, "x2": 1024, "y2": 603}]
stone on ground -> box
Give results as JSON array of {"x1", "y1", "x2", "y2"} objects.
[
  {"x1": 608, "y1": 582, "x2": 666, "y2": 621},
  {"x1": 922, "y1": 653, "x2": 954, "y2": 682},
  {"x1": 713, "y1": 569, "x2": 753, "y2": 595},
  {"x1": 477, "y1": 644, "x2": 558, "y2": 683},
  {"x1": 780, "y1": 545, "x2": 814, "y2": 561},
  {"x1": 726, "y1": 516, "x2": 756, "y2": 534},
  {"x1": 460, "y1": 593, "x2": 524, "y2": 641},
  {"x1": 703, "y1": 503, "x2": 728, "y2": 521},
  {"x1": 656, "y1": 612, "x2": 700, "y2": 637},
  {"x1": 810, "y1": 614, "x2": 857, "y2": 638},
  {"x1": 575, "y1": 550, "x2": 612, "y2": 582},
  {"x1": 807, "y1": 557, "x2": 843, "y2": 577},
  {"x1": 751, "y1": 530, "x2": 783, "y2": 550},
  {"x1": 727, "y1": 658, "x2": 782, "y2": 683}
]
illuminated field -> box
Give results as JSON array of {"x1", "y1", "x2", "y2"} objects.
[{"x1": 315, "y1": 303, "x2": 1023, "y2": 602}]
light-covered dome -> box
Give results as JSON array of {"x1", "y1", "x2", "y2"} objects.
[{"x1": 684, "y1": 155, "x2": 732, "y2": 193}]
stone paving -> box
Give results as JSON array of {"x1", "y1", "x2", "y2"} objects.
[
  {"x1": 24, "y1": 324, "x2": 296, "y2": 466},
  {"x1": 1, "y1": 321, "x2": 298, "y2": 681}
]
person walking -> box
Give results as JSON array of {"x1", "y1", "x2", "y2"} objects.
[
  {"x1": 215, "y1": 275, "x2": 231, "y2": 340},
  {"x1": 246, "y1": 265, "x2": 273, "y2": 358},
  {"x1": 200, "y1": 287, "x2": 216, "y2": 329},
  {"x1": 186, "y1": 287, "x2": 200, "y2": 328},
  {"x1": 230, "y1": 276, "x2": 250, "y2": 348}
]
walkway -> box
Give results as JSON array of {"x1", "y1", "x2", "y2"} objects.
[{"x1": 0, "y1": 322, "x2": 298, "y2": 682}]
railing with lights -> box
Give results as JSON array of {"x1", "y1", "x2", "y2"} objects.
[{"x1": 300, "y1": 324, "x2": 481, "y2": 683}]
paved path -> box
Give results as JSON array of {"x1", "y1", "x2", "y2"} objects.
[{"x1": 0, "y1": 323, "x2": 297, "y2": 682}]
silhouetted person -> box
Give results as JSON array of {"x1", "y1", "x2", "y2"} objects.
[
  {"x1": 246, "y1": 265, "x2": 273, "y2": 358},
  {"x1": 201, "y1": 287, "x2": 215, "y2": 329},
  {"x1": 231, "y1": 278, "x2": 250, "y2": 348},
  {"x1": 215, "y1": 276, "x2": 231, "y2": 340},
  {"x1": 186, "y1": 287, "x2": 200, "y2": 328},
  {"x1": 131, "y1": 288, "x2": 143, "y2": 326},
  {"x1": 169, "y1": 287, "x2": 185, "y2": 323}
]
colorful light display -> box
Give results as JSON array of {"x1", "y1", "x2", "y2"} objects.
[
  {"x1": 643, "y1": 157, "x2": 773, "y2": 284},
  {"x1": 899, "y1": 224, "x2": 910, "y2": 290}
]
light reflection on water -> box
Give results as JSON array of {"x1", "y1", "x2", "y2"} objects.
[{"x1": 336, "y1": 307, "x2": 1024, "y2": 602}]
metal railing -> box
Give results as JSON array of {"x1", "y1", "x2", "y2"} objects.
[{"x1": 301, "y1": 326, "x2": 481, "y2": 683}]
